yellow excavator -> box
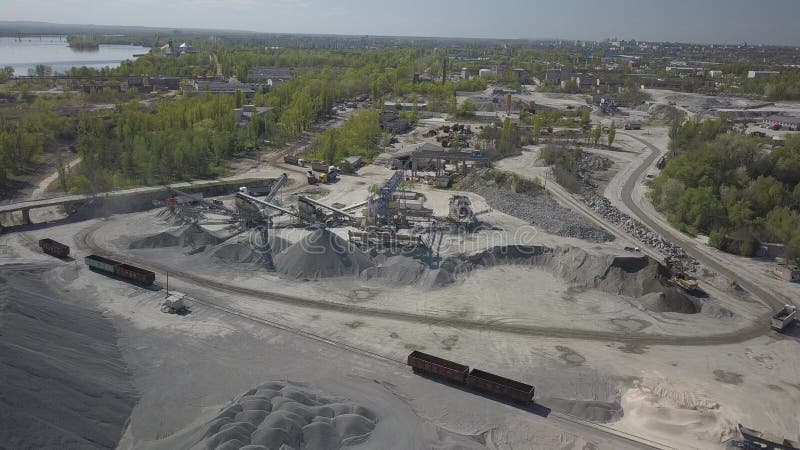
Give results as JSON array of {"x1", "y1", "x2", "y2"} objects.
[{"x1": 664, "y1": 256, "x2": 699, "y2": 292}]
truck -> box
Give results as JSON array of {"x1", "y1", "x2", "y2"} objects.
[
  {"x1": 465, "y1": 368, "x2": 535, "y2": 404},
  {"x1": 283, "y1": 155, "x2": 305, "y2": 167},
  {"x1": 771, "y1": 305, "x2": 797, "y2": 331},
  {"x1": 310, "y1": 162, "x2": 338, "y2": 183},
  {"x1": 39, "y1": 238, "x2": 70, "y2": 258},
  {"x1": 407, "y1": 351, "x2": 469, "y2": 384}
]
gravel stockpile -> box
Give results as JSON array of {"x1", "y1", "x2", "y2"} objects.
[
  {"x1": 210, "y1": 231, "x2": 291, "y2": 266},
  {"x1": 469, "y1": 184, "x2": 614, "y2": 243},
  {"x1": 0, "y1": 269, "x2": 136, "y2": 449},
  {"x1": 453, "y1": 244, "x2": 708, "y2": 315},
  {"x1": 194, "y1": 381, "x2": 377, "y2": 450},
  {"x1": 130, "y1": 224, "x2": 223, "y2": 250},
  {"x1": 275, "y1": 228, "x2": 375, "y2": 280}
]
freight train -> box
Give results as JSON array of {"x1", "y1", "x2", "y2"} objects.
[
  {"x1": 407, "y1": 351, "x2": 535, "y2": 404},
  {"x1": 39, "y1": 238, "x2": 70, "y2": 258},
  {"x1": 85, "y1": 254, "x2": 155, "y2": 285}
]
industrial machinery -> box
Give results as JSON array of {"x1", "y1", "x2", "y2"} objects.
[
  {"x1": 664, "y1": 256, "x2": 699, "y2": 292},
  {"x1": 771, "y1": 305, "x2": 797, "y2": 332},
  {"x1": 448, "y1": 195, "x2": 478, "y2": 229}
]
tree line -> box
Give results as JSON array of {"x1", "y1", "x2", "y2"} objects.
[{"x1": 651, "y1": 116, "x2": 800, "y2": 260}]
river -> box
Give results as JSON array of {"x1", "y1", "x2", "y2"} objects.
[{"x1": 0, "y1": 36, "x2": 150, "y2": 76}]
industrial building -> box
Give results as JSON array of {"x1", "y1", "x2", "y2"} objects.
[
  {"x1": 544, "y1": 68, "x2": 571, "y2": 85},
  {"x1": 748, "y1": 70, "x2": 780, "y2": 78}
]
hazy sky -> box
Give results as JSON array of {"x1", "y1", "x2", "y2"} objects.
[{"x1": 2, "y1": 0, "x2": 799, "y2": 45}]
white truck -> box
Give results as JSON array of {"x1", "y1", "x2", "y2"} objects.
[{"x1": 771, "y1": 305, "x2": 797, "y2": 331}]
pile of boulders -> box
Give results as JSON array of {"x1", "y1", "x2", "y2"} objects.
[{"x1": 583, "y1": 193, "x2": 699, "y2": 271}]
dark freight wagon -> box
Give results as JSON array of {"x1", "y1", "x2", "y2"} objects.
[
  {"x1": 39, "y1": 238, "x2": 70, "y2": 258},
  {"x1": 407, "y1": 351, "x2": 469, "y2": 384},
  {"x1": 115, "y1": 263, "x2": 156, "y2": 285},
  {"x1": 465, "y1": 368, "x2": 535, "y2": 404},
  {"x1": 85, "y1": 254, "x2": 119, "y2": 274},
  {"x1": 85, "y1": 254, "x2": 155, "y2": 285}
]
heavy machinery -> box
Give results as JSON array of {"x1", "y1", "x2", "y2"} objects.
[
  {"x1": 448, "y1": 195, "x2": 478, "y2": 230},
  {"x1": 771, "y1": 305, "x2": 797, "y2": 332},
  {"x1": 664, "y1": 256, "x2": 699, "y2": 292}
]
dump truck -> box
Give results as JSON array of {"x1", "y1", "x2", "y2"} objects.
[
  {"x1": 39, "y1": 238, "x2": 70, "y2": 258},
  {"x1": 771, "y1": 305, "x2": 797, "y2": 331},
  {"x1": 283, "y1": 155, "x2": 305, "y2": 166}
]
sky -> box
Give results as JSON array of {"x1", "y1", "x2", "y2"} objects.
[{"x1": 1, "y1": 0, "x2": 799, "y2": 46}]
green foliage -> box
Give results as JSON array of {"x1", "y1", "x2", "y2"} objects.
[
  {"x1": 607, "y1": 121, "x2": 616, "y2": 147},
  {"x1": 309, "y1": 109, "x2": 381, "y2": 163},
  {"x1": 66, "y1": 35, "x2": 99, "y2": 50},
  {"x1": 653, "y1": 119, "x2": 800, "y2": 260}
]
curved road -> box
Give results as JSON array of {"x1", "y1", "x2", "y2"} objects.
[{"x1": 620, "y1": 132, "x2": 788, "y2": 312}]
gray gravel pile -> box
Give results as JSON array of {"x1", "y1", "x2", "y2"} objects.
[
  {"x1": 469, "y1": 184, "x2": 614, "y2": 243},
  {"x1": 194, "y1": 381, "x2": 377, "y2": 450},
  {"x1": 130, "y1": 224, "x2": 224, "y2": 250},
  {"x1": 275, "y1": 228, "x2": 375, "y2": 280},
  {"x1": 0, "y1": 268, "x2": 136, "y2": 449},
  {"x1": 451, "y1": 244, "x2": 707, "y2": 314}
]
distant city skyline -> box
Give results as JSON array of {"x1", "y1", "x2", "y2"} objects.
[{"x1": 1, "y1": 0, "x2": 799, "y2": 46}]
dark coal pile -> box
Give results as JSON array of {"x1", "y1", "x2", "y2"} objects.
[
  {"x1": 275, "y1": 228, "x2": 375, "y2": 280},
  {"x1": 0, "y1": 268, "x2": 136, "y2": 449}
]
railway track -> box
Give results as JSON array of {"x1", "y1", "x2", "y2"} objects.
[
  {"x1": 72, "y1": 224, "x2": 676, "y2": 449},
  {"x1": 78, "y1": 221, "x2": 772, "y2": 347}
]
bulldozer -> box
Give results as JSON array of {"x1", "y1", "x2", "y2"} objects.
[{"x1": 664, "y1": 256, "x2": 699, "y2": 292}]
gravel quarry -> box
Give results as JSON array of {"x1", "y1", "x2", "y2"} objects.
[{"x1": 3, "y1": 121, "x2": 799, "y2": 450}]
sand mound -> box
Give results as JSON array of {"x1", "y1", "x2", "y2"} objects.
[
  {"x1": 130, "y1": 225, "x2": 224, "y2": 250},
  {"x1": 275, "y1": 228, "x2": 374, "y2": 280},
  {"x1": 210, "y1": 232, "x2": 290, "y2": 265},
  {"x1": 193, "y1": 381, "x2": 377, "y2": 450},
  {"x1": 618, "y1": 380, "x2": 736, "y2": 448}
]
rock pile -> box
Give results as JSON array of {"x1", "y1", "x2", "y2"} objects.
[
  {"x1": 469, "y1": 184, "x2": 615, "y2": 243},
  {"x1": 195, "y1": 381, "x2": 378, "y2": 450},
  {"x1": 275, "y1": 228, "x2": 375, "y2": 280},
  {"x1": 583, "y1": 194, "x2": 699, "y2": 270}
]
